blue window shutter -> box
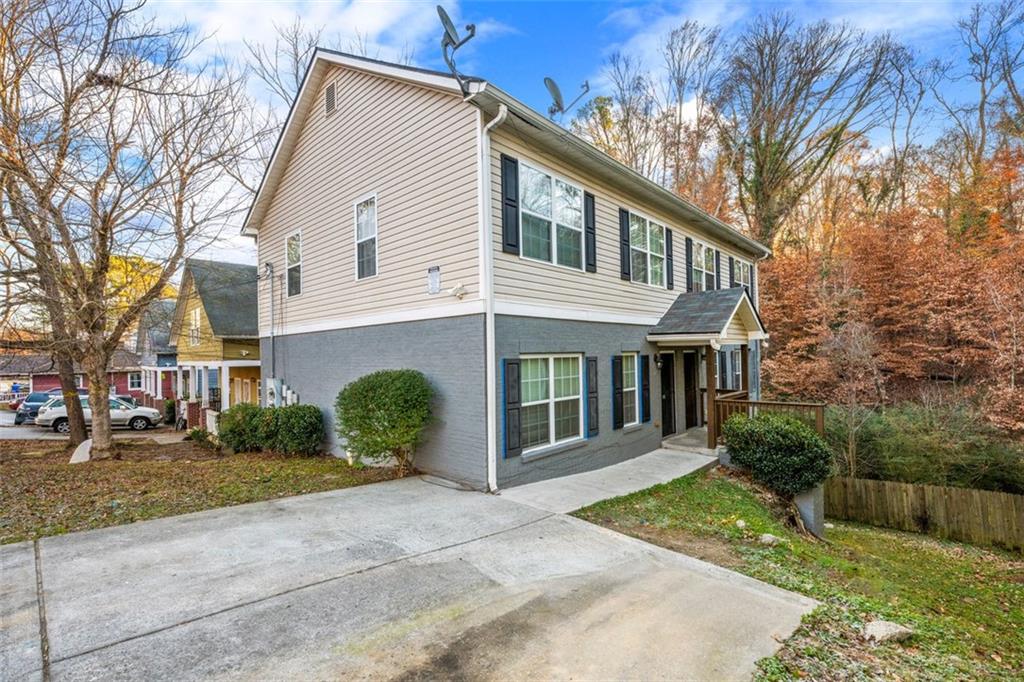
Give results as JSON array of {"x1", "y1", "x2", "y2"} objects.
[
  {"x1": 729, "y1": 256, "x2": 736, "y2": 287},
  {"x1": 500, "y1": 155, "x2": 519, "y2": 254},
  {"x1": 619, "y1": 209, "x2": 631, "y2": 281},
  {"x1": 640, "y1": 355, "x2": 651, "y2": 422},
  {"x1": 611, "y1": 355, "x2": 624, "y2": 429},
  {"x1": 715, "y1": 250, "x2": 722, "y2": 289},
  {"x1": 503, "y1": 359, "x2": 521, "y2": 457},
  {"x1": 685, "y1": 237, "x2": 694, "y2": 292},
  {"x1": 586, "y1": 356, "x2": 599, "y2": 437}
]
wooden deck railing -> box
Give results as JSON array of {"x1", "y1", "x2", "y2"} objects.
[{"x1": 713, "y1": 395, "x2": 826, "y2": 443}]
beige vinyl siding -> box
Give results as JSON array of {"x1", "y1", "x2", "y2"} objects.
[
  {"x1": 490, "y1": 128, "x2": 756, "y2": 318},
  {"x1": 723, "y1": 316, "x2": 749, "y2": 343},
  {"x1": 175, "y1": 284, "x2": 223, "y2": 363},
  {"x1": 257, "y1": 65, "x2": 480, "y2": 332}
]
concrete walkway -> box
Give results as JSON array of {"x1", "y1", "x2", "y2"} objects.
[
  {"x1": 499, "y1": 447, "x2": 718, "y2": 513},
  {"x1": 2, "y1": 477, "x2": 816, "y2": 681}
]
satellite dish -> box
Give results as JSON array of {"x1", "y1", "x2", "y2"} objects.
[
  {"x1": 437, "y1": 5, "x2": 476, "y2": 95},
  {"x1": 438, "y1": 5, "x2": 460, "y2": 47},
  {"x1": 544, "y1": 77, "x2": 590, "y2": 119}
]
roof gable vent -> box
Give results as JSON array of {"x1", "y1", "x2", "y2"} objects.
[{"x1": 325, "y1": 82, "x2": 336, "y2": 116}]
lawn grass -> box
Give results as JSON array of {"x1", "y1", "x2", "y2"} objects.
[
  {"x1": 0, "y1": 439, "x2": 395, "y2": 544},
  {"x1": 574, "y1": 468, "x2": 1024, "y2": 680}
]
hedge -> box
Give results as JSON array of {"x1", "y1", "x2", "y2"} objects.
[
  {"x1": 722, "y1": 411, "x2": 833, "y2": 497},
  {"x1": 217, "y1": 403, "x2": 323, "y2": 455}
]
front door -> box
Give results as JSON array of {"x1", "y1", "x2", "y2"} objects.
[
  {"x1": 660, "y1": 352, "x2": 676, "y2": 437},
  {"x1": 683, "y1": 351, "x2": 699, "y2": 429}
]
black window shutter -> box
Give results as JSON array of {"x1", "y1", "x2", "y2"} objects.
[
  {"x1": 503, "y1": 359, "x2": 521, "y2": 457},
  {"x1": 500, "y1": 155, "x2": 519, "y2": 254},
  {"x1": 611, "y1": 355, "x2": 624, "y2": 429},
  {"x1": 729, "y1": 256, "x2": 736, "y2": 287},
  {"x1": 618, "y1": 209, "x2": 631, "y2": 281},
  {"x1": 750, "y1": 265, "x2": 757, "y2": 305},
  {"x1": 584, "y1": 192, "x2": 597, "y2": 273},
  {"x1": 640, "y1": 355, "x2": 651, "y2": 422},
  {"x1": 685, "y1": 237, "x2": 694, "y2": 292},
  {"x1": 665, "y1": 230, "x2": 674, "y2": 290},
  {"x1": 586, "y1": 356, "x2": 599, "y2": 437},
  {"x1": 715, "y1": 250, "x2": 722, "y2": 289},
  {"x1": 718, "y1": 350, "x2": 727, "y2": 389}
]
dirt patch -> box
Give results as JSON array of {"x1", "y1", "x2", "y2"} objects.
[{"x1": 604, "y1": 521, "x2": 746, "y2": 569}]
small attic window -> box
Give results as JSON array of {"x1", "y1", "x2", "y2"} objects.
[{"x1": 325, "y1": 82, "x2": 336, "y2": 116}]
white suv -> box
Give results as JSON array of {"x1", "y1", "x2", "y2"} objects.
[{"x1": 36, "y1": 397, "x2": 163, "y2": 433}]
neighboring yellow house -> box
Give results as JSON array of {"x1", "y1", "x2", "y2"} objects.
[{"x1": 166, "y1": 259, "x2": 261, "y2": 412}]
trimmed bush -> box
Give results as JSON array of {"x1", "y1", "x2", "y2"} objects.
[
  {"x1": 274, "y1": 404, "x2": 324, "y2": 455},
  {"x1": 217, "y1": 402, "x2": 264, "y2": 453},
  {"x1": 163, "y1": 399, "x2": 176, "y2": 425},
  {"x1": 723, "y1": 412, "x2": 833, "y2": 497},
  {"x1": 335, "y1": 369, "x2": 433, "y2": 474}
]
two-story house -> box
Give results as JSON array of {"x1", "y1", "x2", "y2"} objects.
[{"x1": 243, "y1": 51, "x2": 770, "y2": 491}]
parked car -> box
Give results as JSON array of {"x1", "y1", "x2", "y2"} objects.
[
  {"x1": 113, "y1": 394, "x2": 138, "y2": 407},
  {"x1": 35, "y1": 397, "x2": 161, "y2": 433},
  {"x1": 14, "y1": 392, "x2": 66, "y2": 425}
]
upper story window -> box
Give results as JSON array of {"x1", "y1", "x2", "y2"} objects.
[
  {"x1": 520, "y1": 354, "x2": 583, "y2": 452},
  {"x1": 692, "y1": 241, "x2": 716, "y2": 291},
  {"x1": 520, "y1": 163, "x2": 583, "y2": 270},
  {"x1": 189, "y1": 308, "x2": 200, "y2": 346},
  {"x1": 629, "y1": 214, "x2": 666, "y2": 287},
  {"x1": 621, "y1": 352, "x2": 639, "y2": 426},
  {"x1": 355, "y1": 195, "x2": 377, "y2": 279},
  {"x1": 286, "y1": 232, "x2": 302, "y2": 297},
  {"x1": 736, "y1": 260, "x2": 752, "y2": 289}
]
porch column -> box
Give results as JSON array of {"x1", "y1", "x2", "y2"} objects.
[
  {"x1": 220, "y1": 365, "x2": 231, "y2": 412},
  {"x1": 201, "y1": 366, "x2": 210, "y2": 407},
  {"x1": 740, "y1": 344, "x2": 750, "y2": 395},
  {"x1": 142, "y1": 369, "x2": 149, "y2": 395},
  {"x1": 188, "y1": 366, "x2": 197, "y2": 401},
  {"x1": 176, "y1": 366, "x2": 184, "y2": 399},
  {"x1": 156, "y1": 369, "x2": 163, "y2": 400},
  {"x1": 706, "y1": 345, "x2": 717, "y2": 449}
]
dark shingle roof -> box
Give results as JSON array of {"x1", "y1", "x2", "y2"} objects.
[
  {"x1": 0, "y1": 349, "x2": 141, "y2": 376},
  {"x1": 136, "y1": 299, "x2": 176, "y2": 354},
  {"x1": 649, "y1": 288, "x2": 761, "y2": 336},
  {"x1": 186, "y1": 260, "x2": 258, "y2": 337}
]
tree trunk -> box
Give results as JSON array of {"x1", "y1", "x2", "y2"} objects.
[
  {"x1": 56, "y1": 354, "x2": 87, "y2": 445},
  {"x1": 86, "y1": 364, "x2": 114, "y2": 458}
]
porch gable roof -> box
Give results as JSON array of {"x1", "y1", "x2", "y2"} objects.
[{"x1": 647, "y1": 288, "x2": 766, "y2": 345}]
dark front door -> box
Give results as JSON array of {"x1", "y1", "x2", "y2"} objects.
[
  {"x1": 660, "y1": 352, "x2": 675, "y2": 437},
  {"x1": 683, "y1": 351, "x2": 699, "y2": 429}
]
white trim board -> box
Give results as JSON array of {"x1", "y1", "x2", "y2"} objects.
[
  {"x1": 493, "y1": 300, "x2": 662, "y2": 327},
  {"x1": 257, "y1": 300, "x2": 486, "y2": 337}
]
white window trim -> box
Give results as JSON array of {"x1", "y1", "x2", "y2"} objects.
[
  {"x1": 518, "y1": 160, "x2": 585, "y2": 273},
  {"x1": 128, "y1": 372, "x2": 142, "y2": 390},
  {"x1": 735, "y1": 259, "x2": 752, "y2": 288},
  {"x1": 622, "y1": 351, "x2": 640, "y2": 426},
  {"x1": 188, "y1": 308, "x2": 201, "y2": 347},
  {"x1": 520, "y1": 353, "x2": 585, "y2": 454},
  {"x1": 731, "y1": 349, "x2": 743, "y2": 390},
  {"x1": 626, "y1": 209, "x2": 668, "y2": 289},
  {"x1": 354, "y1": 192, "x2": 379, "y2": 281},
  {"x1": 692, "y1": 240, "x2": 716, "y2": 292},
  {"x1": 285, "y1": 229, "x2": 302, "y2": 298}
]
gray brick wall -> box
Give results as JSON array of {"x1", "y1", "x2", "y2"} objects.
[
  {"x1": 261, "y1": 314, "x2": 488, "y2": 488},
  {"x1": 494, "y1": 315, "x2": 665, "y2": 488}
]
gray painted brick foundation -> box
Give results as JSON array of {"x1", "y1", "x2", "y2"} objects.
[
  {"x1": 261, "y1": 314, "x2": 487, "y2": 488},
  {"x1": 494, "y1": 315, "x2": 665, "y2": 488}
]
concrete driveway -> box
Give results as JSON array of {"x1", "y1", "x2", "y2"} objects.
[{"x1": 2, "y1": 478, "x2": 816, "y2": 681}]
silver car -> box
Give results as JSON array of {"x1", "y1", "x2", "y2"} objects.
[{"x1": 36, "y1": 397, "x2": 162, "y2": 433}]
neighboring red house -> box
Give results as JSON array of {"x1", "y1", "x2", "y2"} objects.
[{"x1": 0, "y1": 349, "x2": 144, "y2": 398}]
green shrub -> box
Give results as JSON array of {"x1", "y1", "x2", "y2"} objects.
[
  {"x1": 825, "y1": 402, "x2": 1024, "y2": 494},
  {"x1": 217, "y1": 402, "x2": 263, "y2": 453},
  {"x1": 163, "y1": 399, "x2": 176, "y2": 425},
  {"x1": 187, "y1": 427, "x2": 216, "y2": 449},
  {"x1": 274, "y1": 404, "x2": 323, "y2": 455},
  {"x1": 723, "y1": 412, "x2": 833, "y2": 497},
  {"x1": 335, "y1": 369, "x2": 433, "y2": 474}
]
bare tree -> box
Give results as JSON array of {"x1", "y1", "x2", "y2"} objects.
[
  {"x1": 244, "y1": 15, "x2": 323, "y2": 110},
  {"x1": 825, "y1": 320, "x2": 886, "y2": 478},
  {"x1": 717, "y1": 14, "x2": 898, "y2": 247},
  {"x1": 0, "y1": 0, "x2": 263, "y2": 456}
]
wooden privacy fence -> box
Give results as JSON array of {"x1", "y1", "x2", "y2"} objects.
[
  {"x1": 715, "y1": 396, "x2": 826, "y2": 442},
  {"x1": 825, "y1": 477, "x2": 1024, "y2": 551}
]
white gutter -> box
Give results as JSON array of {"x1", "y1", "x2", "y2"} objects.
[{"x1": 476, "y1": 102, "x2": 507, "y2": 492}]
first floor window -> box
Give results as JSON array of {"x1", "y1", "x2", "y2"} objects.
[
  {"x1": 732, "y1": 349, "x2": 743, "y2": 390},
  {"x1": 622, "y1": 352, "x2": 639, "y2": 425},
  {"x1": 128, "y1": 372, "x2": 142, "y2": 390},
  {"x1": 520, "y1": 162, "x2": 584, "y2": 270},
  {"x1": 692, "y1": 241, "x2": 716, "y2": 291},
  {"x1": 286, "y1": 231, "x2": 302, "y2": 296},
  {"x1": 520, "y1": 355, "x2": 583, "y2": 451},
  {"x1": 355, "y1": 195, "x2": 377, "y2": 279},
  {"x1": 629, "y1": 214, "x2": 666, "y2": 287}
]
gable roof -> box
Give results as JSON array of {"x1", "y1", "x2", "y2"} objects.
[
  {"x1": 170, "y1": 260, "x2": 258, "y2": 342},
  {"x1": 648, "y1": 288, "x2": 766, "y2": 340},
  {"x1": 135, "y1": 299, "x2": 176, "y2": 355},
  {"x1": 0, "y1": 349, "x2": 141, "y2": 376},
  {"x1": 241, "y1": 50, "x2": 770, "y2": 260}
]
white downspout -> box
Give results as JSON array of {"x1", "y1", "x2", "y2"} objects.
[{"x1": 478, "y1": 103, "x2": 508, "y2": 492}]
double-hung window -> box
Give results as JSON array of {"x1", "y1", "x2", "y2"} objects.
[
  {"x1": 520, "y1": 355, "x2": 583, "y2": 452},
  {"x1": 128, "y1": 372, "x2": 142, "y2": 390},
  {"x1": 736, "y1": 260, "x2": 752, "y2": 289},
  {"x1": 520, "y1": 163, "x2": 584, "y2": 270},
  {"x1": 692, "y1": 241, "x2": 716, "y2": 291},
  {"x1": 286, "y1": 232, "x2": 301, "y2": 296},
  {"x1": 189, "y1": 308, "x2": 200, "y2": 346},
  {"x1": 629, "y1": 215, "x2": 666, "y2": 287},
  {"x1": 621, "y1": 352, "x2": 639, "y2": 425},
  {"x1": 355, "y1": 195, "x2": 377, "y2": 279}
]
